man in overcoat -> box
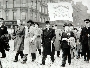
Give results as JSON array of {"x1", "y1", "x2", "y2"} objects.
[
  {"x1": 0, "y1": 18, "x2": 8, "y2": 58},
  {"x1": 41, "y1": 21, "x2": 56, "y2": 65},
  {"x1": 80, "y1": 19, "x2": 90, "y2": 63}
]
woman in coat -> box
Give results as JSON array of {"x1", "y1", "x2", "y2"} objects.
[
  {"x1": 13, "y1": 21, "x2": 25, "y2": 62},
  {"x1": 53, "y1": 25, "x2": 62, "y2": 57},
  {"x1": 34, "y1": 23, "x2": 42, "y2": 55}
]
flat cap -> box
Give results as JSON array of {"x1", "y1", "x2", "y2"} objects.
[
  {"x1": 45, "y1": 21, "x2": 50, "y2": 24},
  {"x1": 27, "y1": 20, "x2": 34, "y2": 24}
]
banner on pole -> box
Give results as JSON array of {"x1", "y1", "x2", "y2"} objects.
[{"x1": 47, "y1": 2, "x2": 73, "y2": 21}]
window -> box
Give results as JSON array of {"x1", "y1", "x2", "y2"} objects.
[
  {"x1": 40, "y1": 17, "x2": 42, "y2": 22},
  {"x1": 35, "y1": 13, "x2": 37, "y2": 20},
  {"x1": 42, "y1": 6, "x2": 44, "y2": 13},
  {"x1": 40, "y1": 6, "x2": 41, "y2": 12},
  {"x1": 44, "y1": 7, "x2": 46, "y2": 14},
  {"x1": 42, "y1": 17, "x2": 44, "y2": 22},
  {"x1": 44, "y1": 18, "x2": 45, "y2": 22},
  {"x1": 44, "y1": 0, "x2": 45, "y2": 4},
  {"x1": 6, "y1": 11, "x2": 8, "y2": 20},
  {"x1": 13, "y1": 0, "x2": 16, "y2": 7},
  {"x1": 22, "y1": 0, "x2": 26, "y2": 7},
  {"x1": 0, "y1": 2, "x2": 1, "y2": 6},
  {"x1": 33, "y1": 3, "x2": 36, "y2": 9},
  {"x1": 31, "y1": 11, "x2": 33, "y2": 20},
  {"x1": 31, "y1": 1, "x2": 33, "y2": 7},
  {"x1": 35, "y1": 0, "x2": 38, "y2": 9},
  {"x1": 21, "y1": 12, "x2": 26, "y2": 20},
  {"x1": 31, "y1": 12, "x2": 33, "y2": 17},
  {"x1": 0, "y1": 11, "x2": 1, "y2": 18},
  {"x1": 13, "y1": 12, "x2": 16, "y2": 20},
  {"x1": 6, "y1": 1, "x2": 8, "y2": 8},
  {"x1": 38, "y1": 0, "x2": 41, "y2": 2}
]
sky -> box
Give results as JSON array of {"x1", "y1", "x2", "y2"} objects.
[{"x1": 72, "y1": 0, "x2": 90, "y2": 13}]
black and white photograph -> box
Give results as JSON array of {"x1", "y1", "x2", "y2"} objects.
[{"x1": 0, "y1": 0, "x2": 90, "y2": 68}]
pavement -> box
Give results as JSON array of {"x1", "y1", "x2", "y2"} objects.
[{"x1": 0, "y1": 40, "x2": 90, "y2": 68}]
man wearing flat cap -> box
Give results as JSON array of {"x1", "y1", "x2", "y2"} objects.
[
  {"x1": 61, "y1": 23, "x2": 71, "y2": 67},
  {"x1": 80, "y1": 19, "x2": 90, "y2": 63},
  {"x1": 41, "y1": 21, "x2": 56, "y2": 65},
  {"x1": 0, "y1": 18, "x2": 8, "y2": 58}
]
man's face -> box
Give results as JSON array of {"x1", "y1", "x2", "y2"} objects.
[
  {"x1": 27, "y1": 23, "x2": 30, "y2": 27},
  {"x1": 54, "y1": 26, "x2": 57, "y2": 29},
  {"x1": 69, "y1": 26, "x2": 73, "y2": 31},
  {"x1": 65, "y1": 26, "x2": 69, "y2": 32},
  {"x1": 17, "y1": 21, "x2": 21, "y2": 26},
  {"x1": 46, "y1": 24, "x2": 50, "y2": 28},
  {"x1": 35, "y1": 24, "x2": 38, "y2": 28},
  {"x1": 0, "y1": 19, "x2": 3, "y2": 25}
]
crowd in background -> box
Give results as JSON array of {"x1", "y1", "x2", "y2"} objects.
[{"x1": 0, "y1": 18, "x2": 90, "y2": 67}]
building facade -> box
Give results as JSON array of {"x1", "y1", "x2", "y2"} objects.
[{"x1": 0, "y1": 0, "x2": 54, "y2": 23}]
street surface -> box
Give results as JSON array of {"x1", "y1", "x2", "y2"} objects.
[{"x1": 0, "y1": 40, "x2": 90, "y2": 68}]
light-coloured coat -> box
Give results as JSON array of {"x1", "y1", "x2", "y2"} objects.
[
  {"x1": 54, "y1": 29, "x2": 62, "y2": 51},
  {"x1": 23, "y1": 26, "x2": 30, "y2": 54},
  {"x1": 24, "y1": 26, "x2": 37, "y2": 54},
  {"x1": 14, "y1": 25, "x2": 25, "y2": 52},
  {"x1": 29, "y1": 26, "x2": 37, "y2": 53},
  {"x1": 35, "y1": 28, "x2": 42, "y2": 49}
]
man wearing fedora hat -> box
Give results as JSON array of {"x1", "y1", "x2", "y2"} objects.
[
  {"x1": 41, "y1": 21, "x2": 56, "y2": 65},
  {"x1": 80, "y1": 19, "x2": 90, "y2": 63}
]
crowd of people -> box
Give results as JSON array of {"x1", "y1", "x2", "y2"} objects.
[{"x1": 0, "y1": 17, "x2": 90, "y2": 67}]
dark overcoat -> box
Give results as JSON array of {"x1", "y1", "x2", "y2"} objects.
[
  {"x1": 0, "y1": 25, "x2": 8, "y2": 51},
  {"x1": 42, "y1": 28, "x2": 55, "y2": 55},
  {"x1": 80, "y1": 27, "x2": 89, "y2": 51}
]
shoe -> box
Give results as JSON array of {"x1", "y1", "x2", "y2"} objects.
[
  {"x1": 69, "y1": 63, "x2": 71, "y2": 65},
  {"x1": 61, "y1": 64, "x2": 65, "y2": 67},
  {"x1": 21, "y1": 61, "x2": 26, "y2": 64},
  {"x1": 86, "y1": 61, "x2": 89, "y2": 63},
  {"x1": 13, "y1": 60, "x2": 18, "y2": 62},
  {"x1": 40, "y1": 63, "x2": 45, "y2": 65},
  {"x1": 32, "y1": 59, "x2": 35, "y2": 62},
  {"x1": 0, "y1": 57, "x2": 6, "y2": 58},
  {"x1": 84, "y1": 59, "x2": 86, "y2": 61}
]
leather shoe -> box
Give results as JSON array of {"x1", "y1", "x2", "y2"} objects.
[
  {"x1": 61, "y1": 64, "x2": 65, "y2": 67},
  {"x1": 40, "y1": 63, "x2": 45, "y2": 65},
  {"x1": 13, "y1": 60, "x2": 18, "y2": 62},
  {"x1": 69, "y1": 63, "x2": 71, "y2": 65},
  {"x1": 84, "y1": 59, "x2": 86, "y2": 61},
  {"x1": 86, "y1": 61, "x2": 89, "y2": 63},
  {"x1": 0, "y1": 57, "x2": 6, "y2": 58}
]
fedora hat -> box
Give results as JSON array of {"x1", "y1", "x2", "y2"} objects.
[{"x1": 84, "y1": 19, "x2": 90, "y2": 22}]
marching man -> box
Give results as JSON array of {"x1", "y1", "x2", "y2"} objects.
[{"x1": 13, "y1": 20, "x2": 25, "y2": 62}]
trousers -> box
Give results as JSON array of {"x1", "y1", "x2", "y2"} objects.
[
  {"x1": 15, "y1": 51, "x2": 24, "y2": 60},
  {"x1": 62, "y1": 48, "x2": 71, "y2": 65}
]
